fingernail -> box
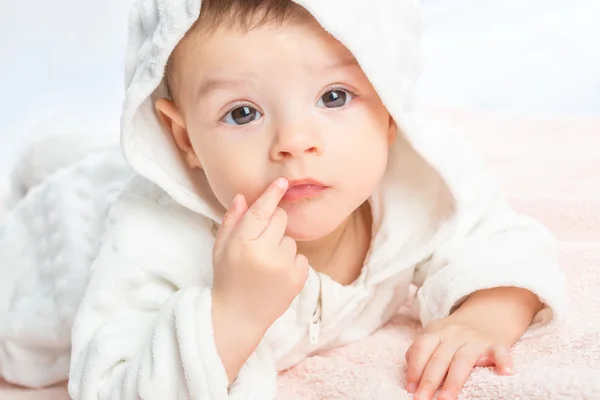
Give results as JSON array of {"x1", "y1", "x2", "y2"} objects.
[
  {"x1": 230, "y1": 194, "x2": 240, "y2": 208},
  {"x1": 276, "y1": 178, "x2": 288, "y2": 189},
  {"x1": 415, "y1": 390, "x2": 426, "y2": 400},
  {"x1": 438, "y1": 390, "x2": 451, "y2": 400},
  {"x1": 406, "y1": 382, "x2": 417, "y2": 393},
  {"x1": 504, "y1": 366, "x2": 515, "y2": 375}
]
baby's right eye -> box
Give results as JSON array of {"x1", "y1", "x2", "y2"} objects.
[{"x1": 222, "y1": 106, "x2": 263, "y2": 126}]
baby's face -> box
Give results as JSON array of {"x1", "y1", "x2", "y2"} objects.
[{"x1": 164, "y1": 18, "x2": 395, "y2": 241}]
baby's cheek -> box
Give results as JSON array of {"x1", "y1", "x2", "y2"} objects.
[{"x1": 202, "y1": 156, "x2": 257, "y2": 204}]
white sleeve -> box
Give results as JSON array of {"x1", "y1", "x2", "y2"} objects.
[
  {"x1": 412, "y1": 139, "x2": 567, "y2": 339},
  {"x1": 0, "y1": 149, "x2": 130, "y2": 388},
  {"x1": 67, "y1": 187, "x2": 277, "y2": 400},
  {"x1": 0, "y1": 179, "x2": 75, "y2": 388}
]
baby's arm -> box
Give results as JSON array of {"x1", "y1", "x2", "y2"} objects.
[
  {"x1": 405, "y1": 286, "x2": 541, "y2": 400},
  {"x1": 67, "y1": 188, "x2": 278, "y2": 400},
  {"x1": 412, "y1": 194, "x2": 565, "y2": 334},
  {"x1": 210, "y1": 178, "x2": 309, "y2": 383},
  {"x1": 407, "y1": 135, "x2": 566, "y2": 400},
  {"x1": 409, "y1": 200, "x2": 564, "y2": 400}
]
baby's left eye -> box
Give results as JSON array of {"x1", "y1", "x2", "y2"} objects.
[{"x1": 316, "y1": 89, "x2": 355, "y2": 109}]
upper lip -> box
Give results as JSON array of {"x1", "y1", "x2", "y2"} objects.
[{"x1": 286, "y1": 178, "x2": 327, "y2": 188}]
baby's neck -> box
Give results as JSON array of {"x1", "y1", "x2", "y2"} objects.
[{"x1": 297, "y1": 202, "x2": 372, "y2": 286}]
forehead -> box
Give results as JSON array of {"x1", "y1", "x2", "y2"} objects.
[{"x1": 174, "y1": 18, "x2": 356, "y2": 78}]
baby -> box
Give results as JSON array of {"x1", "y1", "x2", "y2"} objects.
[{"x1": 0, "y1": 0, "x2": 565, "y2": 399}]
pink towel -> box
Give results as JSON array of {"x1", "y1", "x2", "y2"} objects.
[{"x1": 2, "y1": 108, "x2": 599, "y2": 399}]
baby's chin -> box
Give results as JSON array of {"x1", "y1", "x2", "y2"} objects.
[
  {"x1": 286, "y1": 228, "x2": 329, "y2": 242},
  {"x1": 284, "y1": 215, "x2": 345, "y2": 242}
]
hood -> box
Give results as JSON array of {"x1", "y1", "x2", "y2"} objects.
[{"x1": 120, "y1": 0, "x2": 457, "y2": 223}]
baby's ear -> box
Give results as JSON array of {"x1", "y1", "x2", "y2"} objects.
[
  {"x1": 155, "y1": 98, "x2": 202, "y2": 170},
  {"x1": 387, "y1": 114, "x2": 398, "y2": 146}
]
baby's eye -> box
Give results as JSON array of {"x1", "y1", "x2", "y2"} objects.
[
  {"x1": 222, "y1": 106, "x2": 263, "y2": 125},
  {"x1": 317, "y1": 89, "x2": 355, "y2": 109}
]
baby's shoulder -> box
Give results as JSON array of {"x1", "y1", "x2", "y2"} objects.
[
  {"x1": 95, "y1": 175, "x2": 216, "y2": 286},
  {"x1": 113, "y1": 175, "x2": 213, "y2": 227}
]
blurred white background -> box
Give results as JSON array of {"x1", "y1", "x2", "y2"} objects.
[{"x1": 0, "y1": 0, "x2": 599, "y2": 189}]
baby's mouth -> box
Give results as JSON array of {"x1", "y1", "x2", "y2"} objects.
[{"x1": 282, "y1": 178, "x2": 329, "y2": 202}]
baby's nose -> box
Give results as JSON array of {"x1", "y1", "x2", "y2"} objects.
[{"x1": 271, "y1": 129, "x2": 322, "y2": 159}]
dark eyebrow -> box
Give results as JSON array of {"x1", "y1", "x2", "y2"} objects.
[
  {"x1": 196, "y1": 58, "x2": 359, "y2": 99},
  {"x1": 196, "y1": 77, "x2": 250, "y2": 99},
  {"x1": 323, "y1": 57, "x2": 360, "y2": 70}
]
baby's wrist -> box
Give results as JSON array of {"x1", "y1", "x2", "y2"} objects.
[
  {"x1": 449, "y1": 287, "x2": 541, "y2": 345},
  {"x1": 211, "y1": 291, "x2": 270, "y2": 383},
  {"x1": 211, "y1": 291, "x2": 271, "y2": 337}
]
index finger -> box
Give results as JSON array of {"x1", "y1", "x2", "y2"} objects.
[
  {"x1": 405, "y1": 333, "x2": 440, "y2": 394},
  {"x1": 487, "y1": 343, "x2": 514, "y2": 375},
  {"x1": 238, "y1": 178, "x2": 288, "y2": 239}
]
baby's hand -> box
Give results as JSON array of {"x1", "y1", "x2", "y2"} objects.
[
  {"x1": 405, "y1": 315, "x2": 514, "y2": 400},
  {"x1": 212, "y1": 178, "x2": 310, "y2": 332}
]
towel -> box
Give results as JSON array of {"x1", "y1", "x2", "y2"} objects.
[{"x1": 1, "y1": 107, "x2": 597, "y2": 399}]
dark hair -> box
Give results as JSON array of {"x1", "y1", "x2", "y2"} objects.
[{"x1": 165, "y1": 0, "x2": 308, "y2": 102}]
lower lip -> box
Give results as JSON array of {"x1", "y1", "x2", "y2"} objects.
[{"x1": 282, "y1": 184, "x2": 327, "y2": 202}]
